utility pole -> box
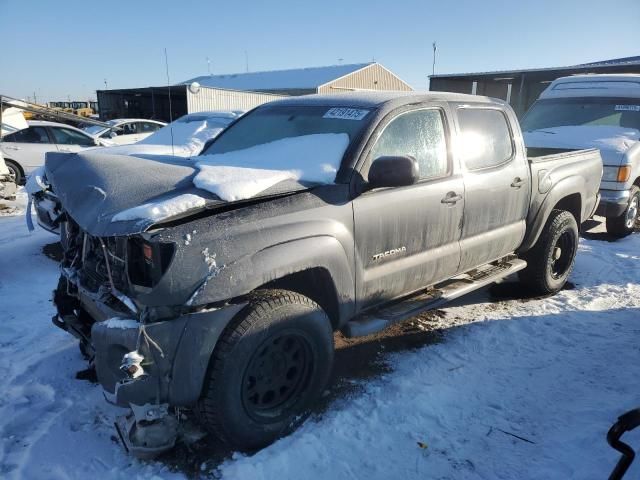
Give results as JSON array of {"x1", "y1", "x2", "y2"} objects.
[
  {"x1": 207, "y1": 57, "x2": 212, "y2": 75},
  {"x1": 33, "y1": 92, "x2": 37, "y2": 104},
  {"x1": 244, "y1": 51, "x2": 249, "y2": 73},
  {"x1": 432, "y1": 42, "x2": 437, "y2": 76}
]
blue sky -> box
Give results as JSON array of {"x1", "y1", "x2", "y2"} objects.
[{"x1": 1, "y1": 0, "x2": 638, "y2": 101}]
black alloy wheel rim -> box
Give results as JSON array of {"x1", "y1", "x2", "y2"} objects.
[
  {"x1": 550, "y1": 231, "x2": 576, "y2": 279},
  {"x1": 241, "y1": 331, "x2": 313, "y2": 422}
]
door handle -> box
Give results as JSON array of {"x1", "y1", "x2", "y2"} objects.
[
  {"x1": 511, "y1": 177, "x2": 525, "y2": 188},
  {"x1": 4, "y1": 145, "x2": 19, "y2": 150},
  {"x1": 441, "y1": 192, "x2": 463, "y2": 205}
]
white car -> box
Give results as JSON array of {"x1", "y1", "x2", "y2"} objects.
[
  {"x1": 95, "y1": 111, "x2": 242, "y2": 157},
  {"x1": 83, "y1": 118, "x2": 166, "y2": 146},
  {"x1": 0, "y1": 151, "x2": 17, "y2": 200},
  {"x1": 0, "y1": 120, "x2": 102, "y2": 184}
]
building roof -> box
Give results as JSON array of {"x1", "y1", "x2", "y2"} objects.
[
  {"x1": 181, "y1": 63, "x2": 374, "y2": 91},
  {"x1": 430, "y1": 55, "x2": 640, "y2": 79}
]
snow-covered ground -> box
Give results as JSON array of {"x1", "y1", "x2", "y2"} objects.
[{"x1": 0, "y1": 201, "x2": 639, "y2": 479}]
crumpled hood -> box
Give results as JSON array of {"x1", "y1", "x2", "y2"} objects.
[
  {"x1": 45, "y1": 151, "x2": 309, "y2": 237},
  {"x1": 524, "y1": 125, "x2": 639, "y2": 166}
]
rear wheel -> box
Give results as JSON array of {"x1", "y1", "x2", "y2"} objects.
[
  {"x1": 606, "y1": 186, "x2": 640, "y2": 238},
  {"x1": 5, "y1": 160, "x2": 22, "y2": 185},
  {"x1": 519, "y1": 209, "x2": 578, "y2": 295},
  {"x1": 198, "y1": 290, "x2": 334, "y2": 450}
]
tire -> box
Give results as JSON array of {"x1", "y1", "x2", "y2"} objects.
[
  {"x1": 519, "y1": 209, "x2": 578, "y2": 295},
  {"x1": 605, "y1": 186, "x2": 640, "y2": 238},
  {"x1": 4, "y1": 160, "x2": 23, "y2": 185},
  {"x1": 198, "y1": 289, "x2": 334, "y2": 450}
]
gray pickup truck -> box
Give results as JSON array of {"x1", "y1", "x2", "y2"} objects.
[{"x1": 38, "y1": 92, "x2": 601, "y2": 457}]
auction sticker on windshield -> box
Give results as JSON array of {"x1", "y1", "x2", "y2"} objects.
[
  {"x1": 615, "y1": 105, "x2": 640, "y2": 112},
  {"x1": 323, "y1": 108, "x2": 370, "y2": 120}
]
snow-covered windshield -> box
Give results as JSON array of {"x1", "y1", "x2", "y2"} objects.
[
  {"x1": 522, "y1": 97, "x2": 640, "y2": 133},
  {"x1": 201, "y1": 105, "x2": 371, "y2": 157},
  {"x1": 194, "y1": 105, "x2": 371, "y2": 202}
]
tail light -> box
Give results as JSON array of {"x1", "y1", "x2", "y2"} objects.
[{"x1": 128, "y1": 237, "x2": 175, "y2": 288}]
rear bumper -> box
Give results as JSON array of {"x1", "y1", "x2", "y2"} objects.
[
  {"x1": 0, "y1": 175, "x2": 16, "y2": 199},
  {"x1": 596, "y1": 189, "x2": 630, "y2": 218},
  {"x1": 91, "y1": 302, "x2": 246, "y2": 409}
]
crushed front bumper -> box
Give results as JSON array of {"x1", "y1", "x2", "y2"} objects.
[{"x1": 91, "y1": 302, "x2": 246, "y2": 408}]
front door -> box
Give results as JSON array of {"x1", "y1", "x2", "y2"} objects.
[
  {"x1": 49, "y1": 126, "x2": 97, "y2": 153},
  {"x1": 455, "y1": 106, "x2": 530, "y2": 272},
  {"x1": 353, "y1": 107, "x2": 464, "y2": 311}
]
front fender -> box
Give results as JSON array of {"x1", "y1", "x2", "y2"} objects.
[{"x1": 191, "y1": 235, "x2": 356, "y2": 322}]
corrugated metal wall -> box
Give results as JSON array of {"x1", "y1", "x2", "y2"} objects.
[
  {"x1": 318, "y1": 63, "x2": 413, "y2": 93},
  {"x1": 187, "y1": 87, "x2": 286, "y2": 112}
]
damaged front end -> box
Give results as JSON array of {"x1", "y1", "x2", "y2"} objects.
[{"x1": 52, "y1": 215, "x2": 245, "y2": 458}]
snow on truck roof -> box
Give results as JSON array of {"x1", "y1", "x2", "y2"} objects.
[
  {"x1": 263, "y1": 91, "x2": 504, "y2": 108},
  {"x1": 182, "y1": 63, "x2": 374, "y2": 91},
  {"x1": 540, "y1": 74, "x2": 640, "y2": 99}
]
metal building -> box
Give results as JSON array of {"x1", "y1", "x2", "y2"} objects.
[
  {"x1": 97, "y1": 62, "x2": 411, "y2": 121},
  {"x1": 183, "y1": 62, "x2": 413, "y2": 96},
  {"x1": 96, "y1": 85, "x2": 284, "y2": 121},
  {"x1": 429, "y1": 56, "x2": 640, "y2": 117}
]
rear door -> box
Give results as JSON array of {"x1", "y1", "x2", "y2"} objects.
[
  {"x1": 49, "y1": 126, "x2": 97, "y2": 153},
  {"x1": 0, "y1": 126, "x2": 55, "y2": 174},
  {"x1": 353, "y1": 105, "x2": 464, "y2": 311},
  {"x1": 455, "y1": 106, "x2": 530, "y2": 271}
]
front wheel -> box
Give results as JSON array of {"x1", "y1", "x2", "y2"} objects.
[
  {"x1": 198, "y1": 290, "x2": 334, "y2": 450},
  {"x1": 519, "y1": 209, "x2": 579, "y2": 295},
  {"x1": 5, "y1": 160, "x2": 22, "y2": 185},
  {"x1": 606, "y1": 186, "x2": 640, "y2": 238}
]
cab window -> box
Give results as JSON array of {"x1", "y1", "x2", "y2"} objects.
[
  {"x1": 458, "y1": 108, "x2": 514, "y2": 170},
  {"x1": 370, "y1": 109, "x2": 448, "y2": 180}
]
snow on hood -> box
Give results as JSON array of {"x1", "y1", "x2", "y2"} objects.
[
  {"x1": 194, "y1": 133, "x2": 349, "y2": 202},
  {"x1": 111, "y1": 193, "x2": 206, "y2": 223},
  {"x1": 44, "y1": 151, "x2": 223, "y2": 236},
  {"x1": 524, "y1": 125, "x2": 639, "y2": 154}
]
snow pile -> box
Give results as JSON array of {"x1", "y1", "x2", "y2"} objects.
[
  {"x1": 194, "y1": 133, "x2": 349, "y2": 201},
  {"x1": 111, "y1": 193, "x2": 206, "y2": 223},
  {"x1": 524, "y1": 125, "x2": 639, "y2": 153}
]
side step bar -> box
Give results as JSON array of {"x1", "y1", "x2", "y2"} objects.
[{"x1": 343, "y1": 257, "x2": 527, "y2": 338}]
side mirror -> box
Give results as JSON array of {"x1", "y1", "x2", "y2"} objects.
[
  {"x1": 109, "y1": 130, "x2": 118, "y2": 138},
  {"x1": 368, "y1": 155, "x2": 419, "y2": 189}
]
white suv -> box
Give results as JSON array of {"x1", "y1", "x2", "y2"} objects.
[{"x1": 523, "y1": 74, "x2": 640, "y2": 237}]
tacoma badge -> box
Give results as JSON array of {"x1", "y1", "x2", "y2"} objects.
[{"x1": 372, "y1": 246, "x2": 407, "y2": 261}]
